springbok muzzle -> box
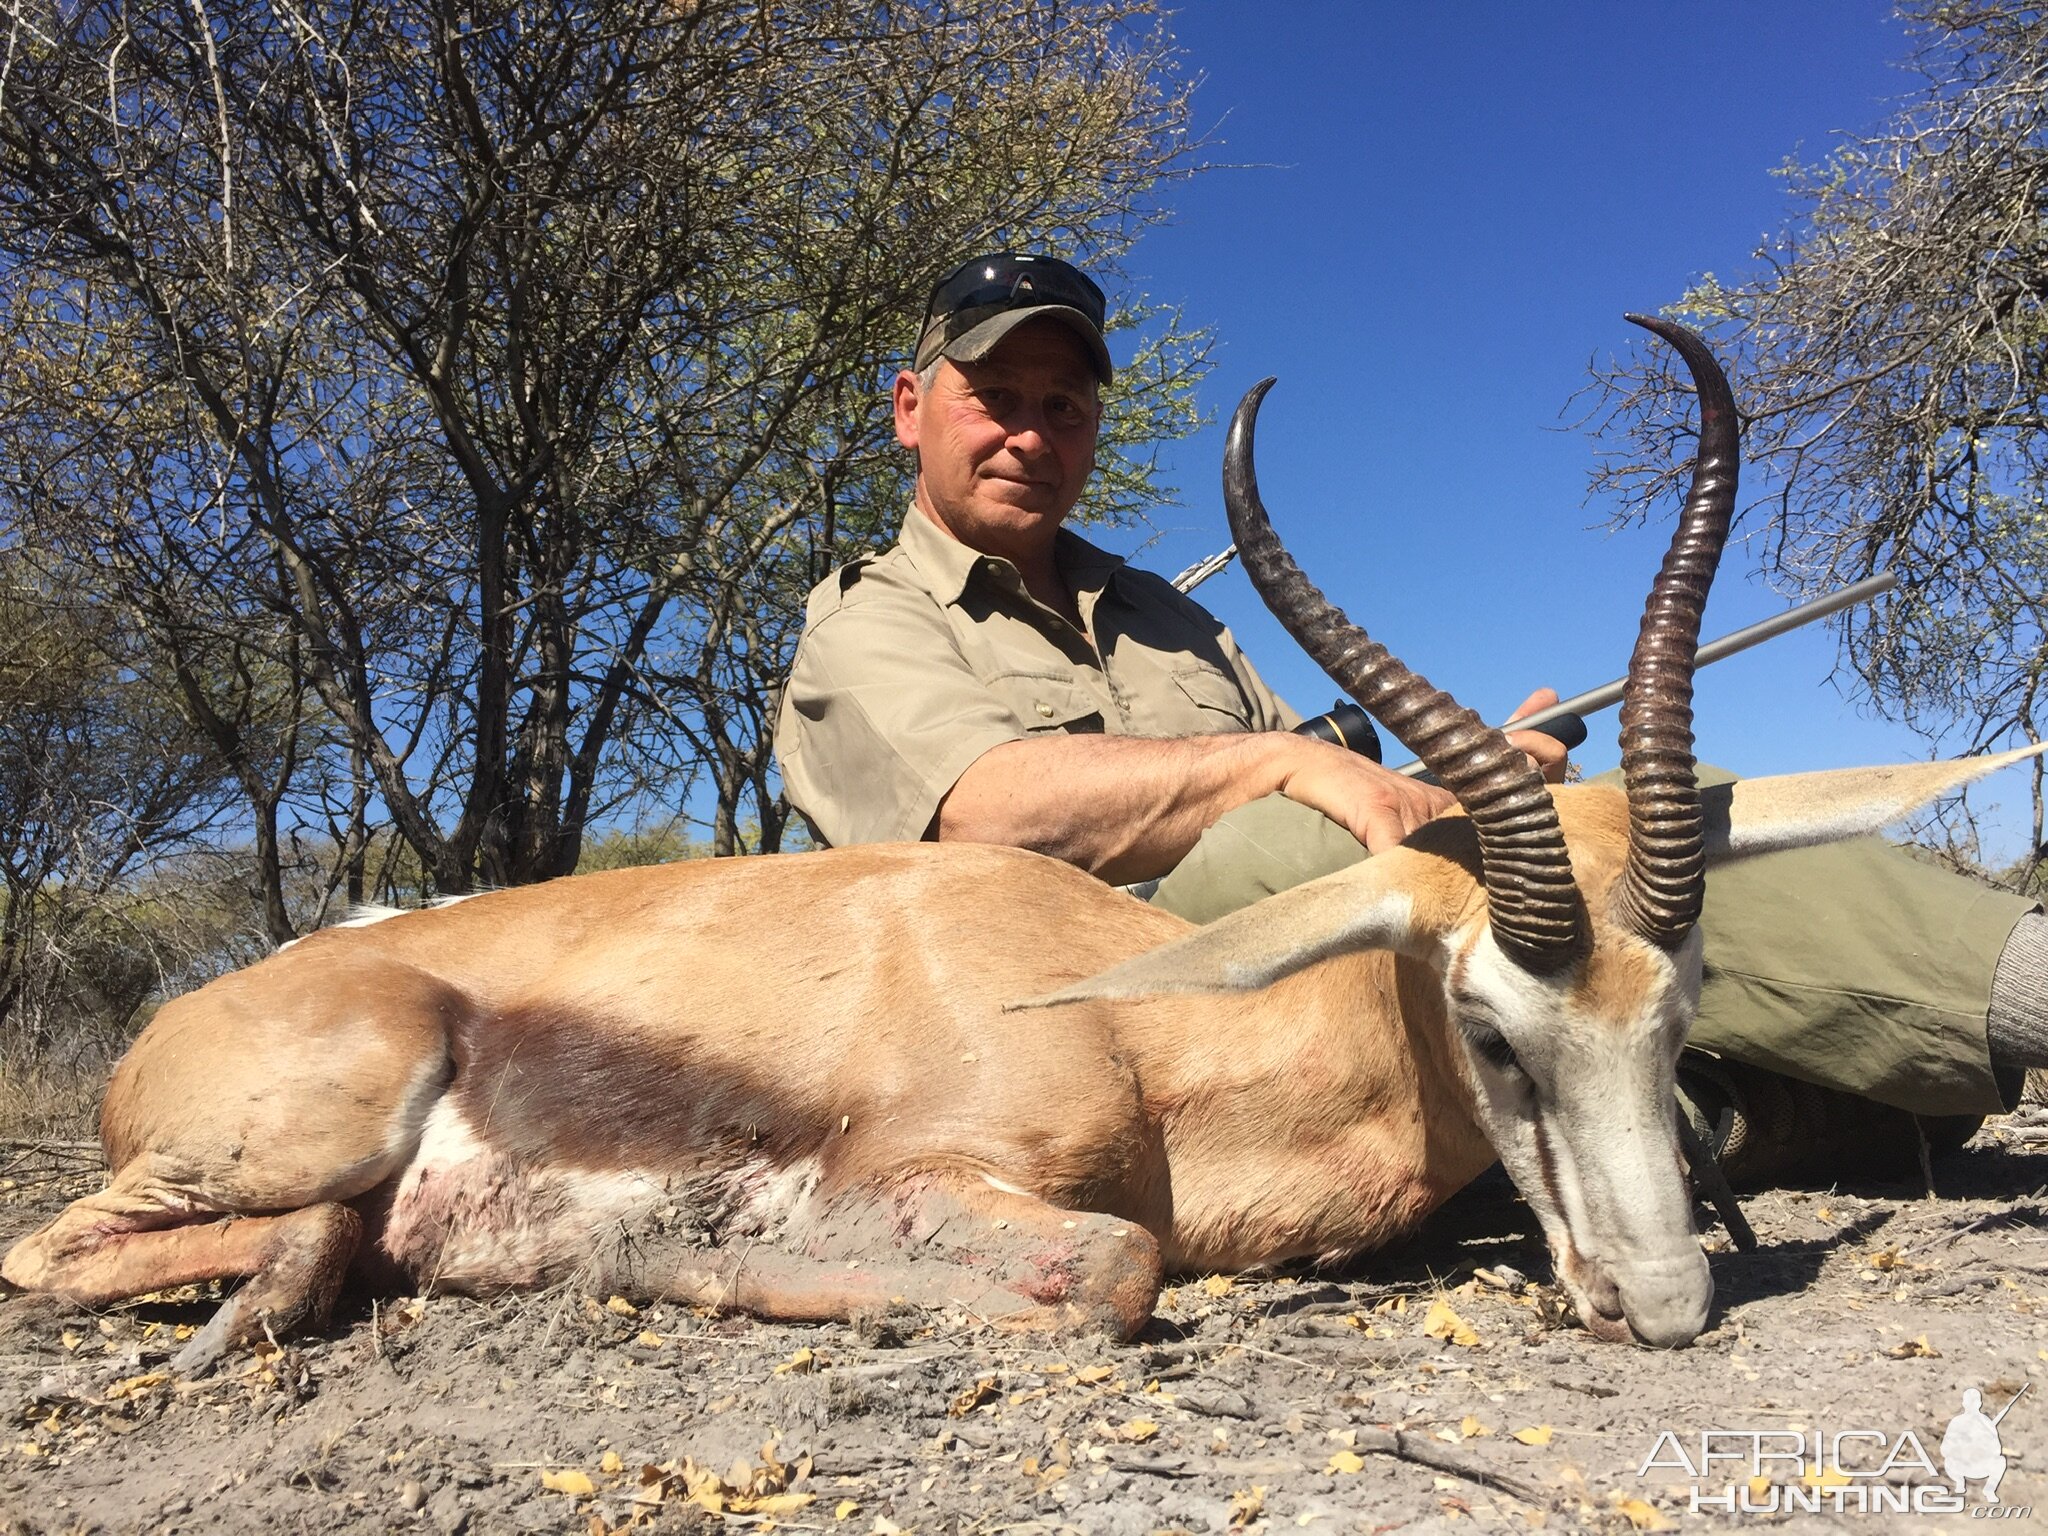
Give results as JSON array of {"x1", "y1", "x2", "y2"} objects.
[{"x1": 1560, "y1": 1244, "x2": 1714, "y2": 1349}]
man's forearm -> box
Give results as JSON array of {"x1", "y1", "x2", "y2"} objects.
[{"x1": 935, "y1": 732, "x2": 1308, "y2": 884}]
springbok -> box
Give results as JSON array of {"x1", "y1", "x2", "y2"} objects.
[{"x1": 5, "y1": 318, "x2": 2035, "y2": 1372}]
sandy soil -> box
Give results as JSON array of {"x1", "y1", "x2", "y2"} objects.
[{"x1": 0, "y1": 1116, "x2": 2042, "y2": 1536}]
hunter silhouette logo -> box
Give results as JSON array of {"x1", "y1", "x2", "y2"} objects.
[
  {"x1": 1942, "y1": 1384, "x2": 2026, "y2": 1505},
  {"x1": 1638, "y1": 1381, "x2": 2033, "y2": 1516}
]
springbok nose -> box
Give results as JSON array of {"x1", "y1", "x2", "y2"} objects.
[{"x1": 1616, "y1": 1252, "x2": 1714, "y2": 1349}]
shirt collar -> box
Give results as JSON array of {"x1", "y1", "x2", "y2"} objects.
[
  {"x1": 896, "y1": 503, "x2": 1129, "y2": 608},
  {"x1": 897, "y1": 503, "x2": 986, "y2": 606}
]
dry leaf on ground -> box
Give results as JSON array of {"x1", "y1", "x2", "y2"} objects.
[
  {"x1": 1423, "y1": 1297, "x2": 1481, "y2": 1347},
  {"x1": 1614, "y1": 1495, "x2": 1674, "y2": 1531},
  {"x1": 948, "y1": 1376, "x2": 998, "y2": 1417}
]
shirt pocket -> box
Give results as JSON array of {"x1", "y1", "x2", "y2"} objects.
[
  {"x1": 1171, "y1": 664, "x2": 1253, "y2": 733},
  {"x1": 986, "y1": 670, "x2": 1104, "y2": 734}
]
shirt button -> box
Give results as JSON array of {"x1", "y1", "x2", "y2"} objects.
[{"x1": 1035, "y1": 701, "x2": 1055, "y2": 718}]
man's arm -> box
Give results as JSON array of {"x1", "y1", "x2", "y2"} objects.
[
  {"x1": 778, "y1": 552, "x2": 1557, "y2": 874},
  {"x1": 936, "y1": 730, "x2": 1454, "y2": 885}
]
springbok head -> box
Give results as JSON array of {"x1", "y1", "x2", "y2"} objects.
[
  {"x1": 1038, "y1": 316, "x2": 2041, "y2": 1347},
  {"x1": 1220, "y1": 314, "x2": 1736, "y2": 1346}
]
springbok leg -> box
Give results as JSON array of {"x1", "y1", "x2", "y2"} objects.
[
  {"x1": 605, "y1": 1172, "x2": 1164, "y2": 1339},
  {"x1": 2, "y1": 1166, "x2": 364, "y2": 1374},
  {"x1": 4, "y1": 955, "x2": 459, "y2": 1369}
]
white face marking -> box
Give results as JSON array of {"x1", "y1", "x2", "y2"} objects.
[{"x1": 1450, "y1": 924, "x2": 1711, "y2": 1348}]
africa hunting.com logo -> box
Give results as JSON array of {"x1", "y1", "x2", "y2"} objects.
[{"x1": 1635, "y1": 1383, "x2": 2031, "y2": 1517}]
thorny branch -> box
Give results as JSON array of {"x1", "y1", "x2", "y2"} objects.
[{"x1": 1582, "y1": 0, "x2": 2048, "y2": 880}]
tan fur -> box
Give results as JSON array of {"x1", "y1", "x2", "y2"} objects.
[
  {"x1": 7, "y1": 750, "x2": 2035, "y2": 1358},
  {"x1": 6, "y1": 843, "x2": 1493, "y2": 1323}
]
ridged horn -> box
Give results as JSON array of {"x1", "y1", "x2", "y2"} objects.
[
  {"x1": 1611, "y1": 315, "x2": 1739, "y2": 948},
  {"x1": 1223, "y1": 379, "x2": 1582, "y2": 973}
]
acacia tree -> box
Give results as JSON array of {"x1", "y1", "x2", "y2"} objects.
[
  {"x1": 1583, "y1": 1, "x2": 2048, "y2": 865},
  {"x1": 0, "y1": 0, "x2": 1207, "y2": 895},
  {"x1": 0, "y1": 559, "x2": 238, "y2": 1046},
  {"x1": 0, "y1": 283, "x2": 339, "y2": 944}
]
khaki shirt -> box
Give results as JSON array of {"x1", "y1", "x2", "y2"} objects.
[{"x1": 777, "y1": 508, "x2": 1297, "y2": 846}]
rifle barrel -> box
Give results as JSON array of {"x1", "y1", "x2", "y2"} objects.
[
  {"x1": 1171, "y1": 543, "x2": 1239, "y2": 593},
  {"x1": 1396, "y1": 571, "x2": 1898, "y2": 776}
]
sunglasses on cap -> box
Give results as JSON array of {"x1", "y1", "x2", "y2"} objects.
[{"x1": 923, "y1": 252, "x2": 1107, "y2": 333}]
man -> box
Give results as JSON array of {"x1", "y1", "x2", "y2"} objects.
[{"x1": 776, "y1": 250, "x2": 2048, "y2": 1181}]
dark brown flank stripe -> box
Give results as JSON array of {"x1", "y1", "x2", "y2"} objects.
[{"x1": 447, "y1": 1004, "x2": 841, "y2": 1180}]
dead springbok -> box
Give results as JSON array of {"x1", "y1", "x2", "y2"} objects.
[{"x1": 5, "y1": 318, "x2": 2035, "y2": 1371}]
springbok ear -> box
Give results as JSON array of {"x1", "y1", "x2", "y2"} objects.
[
  {"x1": 1009, "y1": 852, "x2": 1440, "y2": 1011},
  {"x1": 1705, "y1": 743, "x2": 2048, "y2": 864}
]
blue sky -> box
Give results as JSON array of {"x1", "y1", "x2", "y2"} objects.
[{"x1": 1092, "y1": 4, "x2": 2019, "y2": 806}]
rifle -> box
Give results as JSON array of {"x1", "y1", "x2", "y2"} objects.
[
  {"x1": 1991, "y1": 1382, "x2": 2031, "y2": 1427},
  {"x1": 1167, "y1": 545, "x2": 1895, "y2": 770},
  {"x1": 1391, "y1": 570, "x2": 1898, "y2": 777},
  {"x1": 1170, "y1": 543, "x2": 1239, "y2": 594}
]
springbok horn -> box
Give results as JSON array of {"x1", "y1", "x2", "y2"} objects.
[
  {"x1": 1223, "y1": 380, "x2": 1582, "y2": 973},
  {"x1": 1611, "y1": 315, "x2": 1739, "y2": 948}
]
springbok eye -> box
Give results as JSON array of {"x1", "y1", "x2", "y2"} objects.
[{"x1": 1462, "y1": 1021, "x2": 1521, "y2": 1075}]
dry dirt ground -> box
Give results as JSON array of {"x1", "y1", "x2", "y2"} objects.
[{"x1": 0, "y1": 1116, "x2": 2043, "y2": 1536}]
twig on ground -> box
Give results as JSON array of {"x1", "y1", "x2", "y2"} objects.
[
  {"x1": 0, "y1": 1138, "x2": 103, "y2": 1174},
  {"x1": 1354, "y1": 1426, "x2": 1553, "y2": 1508},
  {"x1": 1265, "y1": 1297, "x2": 1365, "y2": 1321},
  {"x1": 1919, "y1": 1274, "x2": 1996, "y2": 1299},
  {"x1": 1141, "y1": 1338, "x2": 1242, "y2": 1364},
  {"x1": 1549, "y1": 1377, "x2": 1619, "y2": 1399},
  {"x1": 1228, "y1": 1339, "x2": 1333, "y2": 1371},
  {"x1": 1934, "y1": 1211, "x2": 2002, "y2": 1249},
  {"x1": 1101, "y1": 1452, "x2": 1193, "y2": 1477},
  {"x1": 829, "y1": 1351, "x2": 954, "y2": 1379}
]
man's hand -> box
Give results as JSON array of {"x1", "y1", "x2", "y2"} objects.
[
  {"x1": 1274, "y1": 737, "x2": 1455, "y2": 855},
  {"x1": 1505, "y1": 688, "x2": 1571, "y2": 784},
  {"x1": 1278, "y1": 687, "x2": 1566, "y2": 853}
]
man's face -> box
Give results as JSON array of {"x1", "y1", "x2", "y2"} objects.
[{"x1": 894, "y1": 319, "x2": 1101, "y2": 561}]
